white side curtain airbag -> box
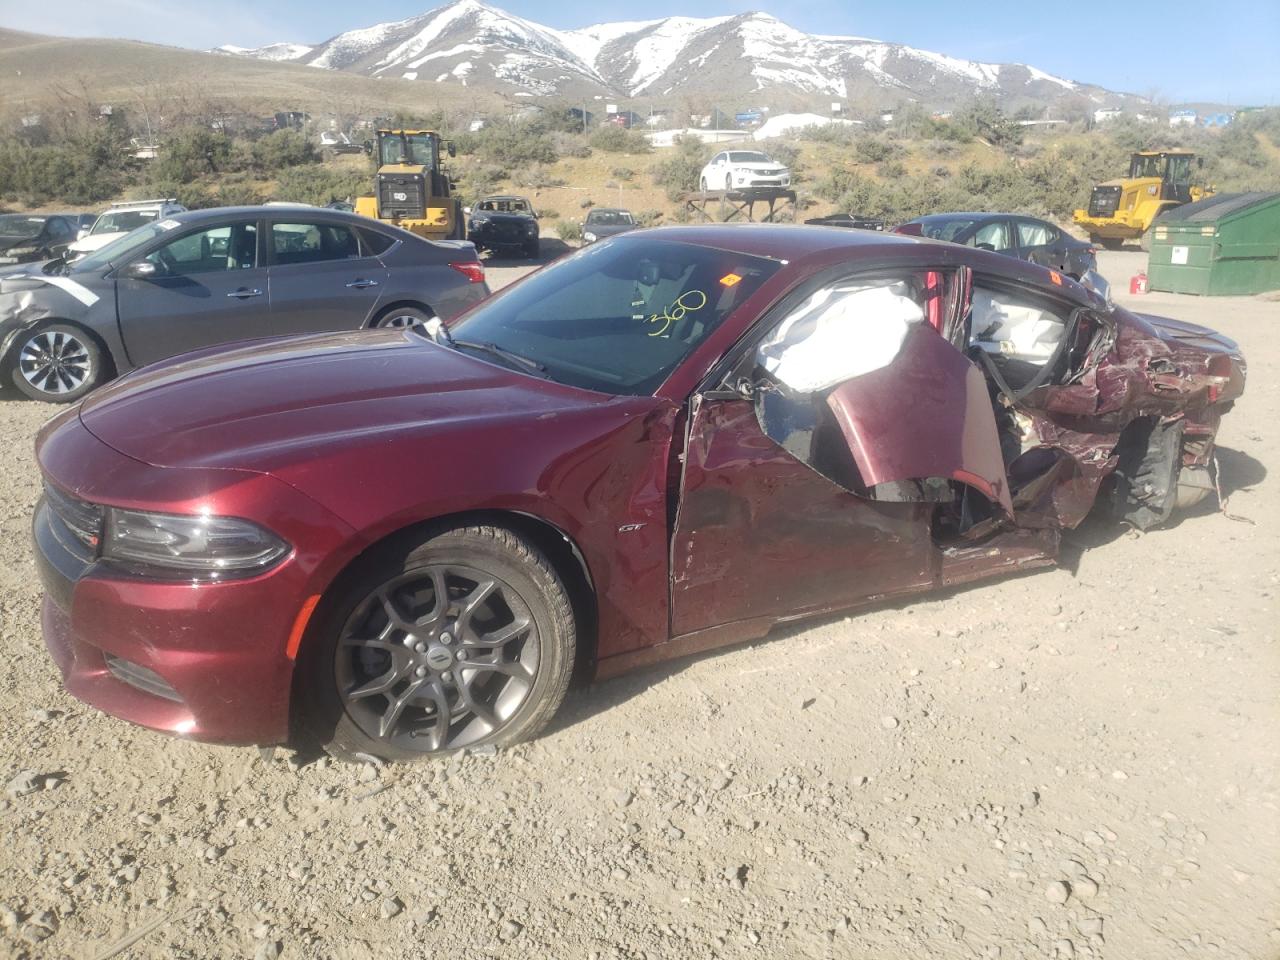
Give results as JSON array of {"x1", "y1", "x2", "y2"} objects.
[
  {"x1": 757, "y1": 282, "x2": 924, "y2": 393},
  {"x1": 970, "y1": 288, "x2": 1064, "y2": 365}
]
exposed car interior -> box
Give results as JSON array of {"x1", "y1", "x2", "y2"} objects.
[
  {"x1": 745, "y1": 268, "x2": 1106, "y2": 542},
  {"x1": 476, "y1": 198, "x2": 532, "y2": 214}
]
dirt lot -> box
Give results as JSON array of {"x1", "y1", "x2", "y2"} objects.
[{"x1": 0, "y1": 249, "x2": 1276, "y2": 960}]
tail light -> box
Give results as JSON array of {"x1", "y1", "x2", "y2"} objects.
[
  {"x1": 449, "y1": 261, "x2": 485, "y2": 284},
  {"x1": 893, "y1": 223, "x2": 923, "y2": 236}
]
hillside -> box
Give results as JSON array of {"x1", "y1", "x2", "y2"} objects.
[
  {"x1": 0, "y1": 30, "x2": 501, "y2": 117},
  {"x1": 221, "y1": 0, "x2": 1144, "y2": 113}
]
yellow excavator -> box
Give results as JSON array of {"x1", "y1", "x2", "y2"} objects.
[
  {"x1": 353, "y1": 129, "x2": 466, "y2": 241},
  {"x1": 1073, "y1": 150, "x2": 1212, "y2": 250}
]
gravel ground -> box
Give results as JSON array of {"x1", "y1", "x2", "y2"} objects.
[{"x1": 0, "y1": 249, "x2": 1276, "y2": 959}]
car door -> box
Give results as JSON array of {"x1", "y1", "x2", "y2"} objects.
[
  {"x1": 116, "y1": 218, "x2": 271, "y2": 366},
  {"x1": 1014, "y1": 218, "x2": 1063, "y2": 271},
  {"x1": 265, "y1": 219, "x2": 389, "y2": 335},
  {"x1": 969, "y1": 218, "x2": 1015, "y2": 255},
  {"x1": 669, "y1": 267, "x2": 1011, "y2": 637}
]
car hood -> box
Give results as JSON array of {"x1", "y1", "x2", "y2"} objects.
[
  {"x1": 78, "y1": 330, "x2": 611, "y2": 473},
  {"x1": 69, "y1": 232, "x2": 123, "y2": 254},
  {"x1": 473, "y1": 212, "x2": 535, "y2": 223},
  {"x1": 0, "y1": 235, "x2": 40, "y2": 252},
  {"x1": 732, "y1": 162, "x2": 787, "y2": 172},
  {"x1": 1137, "y1": 312, "x2": 1241, "y2": 355}
]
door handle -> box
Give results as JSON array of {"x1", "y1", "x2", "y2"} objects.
[
  {"x1": 346, "y1": 279, "x2": 380, "y2": 289},
  {"x1": 227, "y1": 288, "x2": 263, "y2": 299}
]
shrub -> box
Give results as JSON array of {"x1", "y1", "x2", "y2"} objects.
[
  {"x1": 216, "y1": 174, "x2": 265, "y2": 206},
  {"x1": 148, "y1": 128, "x2": 234, "y2": 182},
  {"x1": 519, "y1": 165, "x2": 566, "y2": 189},
  {"x1": 651, "y1": 134, "x2": 711, "y2": 200},
  {"x1": 634, "y1": 209, "x2": 663, "y2": 226},
  {"x1": 551, "y1": 132, "x2": 592, "y2": 158},
  {"x1": 555, "y1": 220, "x2": 582, "y2": 242},
  {"x1": 249, "y1": 129, "x2": 320, "y2": 175},
  {"x1": 854, "y1": 136, "x2": 900, "y2": 164},
  {"x1": 610, "y1": 166, "x2": 636, "y2": 181},
  {"x1": 476, "y1": 121, "x2": 558, "y2": 167},
  {"x1": 589, "y1": 125, "x2": 652, "y2": 154},
  {"x1": 271, "y1": 165, "x2": 368, "y2": 206},
  {"x1": 878, "y1": 160, "x2": 907, "y2": 180}
]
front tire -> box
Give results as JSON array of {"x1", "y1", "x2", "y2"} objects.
[
  {"x1": 10, "y1": 323, "x2": 104, "y2": 403},
  {"x1": 1097, "y1": 237, "x2": 1124, "y2": 251},
  {"x1": 299, "y1": 525, "x2": 576, "y2": 762}
]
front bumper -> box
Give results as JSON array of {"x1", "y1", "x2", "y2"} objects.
[
  {"x1": 735, "y1": 176, "x2": 791, "y2": 188},
  {"x1": 34, "y1": 412, "x2": 354, "y2": 745},
  {"x1": 470, "y1": 223, "x2": 538, "y2": 248}
]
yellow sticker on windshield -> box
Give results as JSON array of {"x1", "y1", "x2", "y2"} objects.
[{"x1": 720, "y1": 273, "x2": 742, "y2": 287}]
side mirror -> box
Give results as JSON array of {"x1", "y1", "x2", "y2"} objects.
[
  {"x1": 446, "y1": 141, "x2": 456, "y2": 158},
  {"x1": 363, "y1": 140, "x2": 374, "y2": 156},
  {"x1": 121, "y1": 261, "x2": 160, "y2": 280},
  {"x1": 77, "y1": 228, "x2": 90, "y2": 240},
  {"x1": 463, "y1": 206, "x2": 472, "y2": 215}
]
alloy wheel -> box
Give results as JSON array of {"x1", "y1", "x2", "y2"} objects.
[
  {"x1": 335, "y1": 564, "x2": 540, "y2": 753},
  {"x1": 18, "y1": 330, "x2": 92, "y2": 396},
  {"x1": 376, "y1": 313, "x2": 426, "y2": 329}
]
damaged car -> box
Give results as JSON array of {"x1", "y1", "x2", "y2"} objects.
[
  {"x1": 32, "y1": 225, "x2": 1244, "y2": 761},
  {"x1": 0, "y1": 206, "x2": 488, "y2": 403}
]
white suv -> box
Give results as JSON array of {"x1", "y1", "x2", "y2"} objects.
[
  {"x1": 698, "y1": 151, "x2": 791, "y2": 192},
  {"x1": 66, "y1": 199, "x2": 187, "y2": 262}
]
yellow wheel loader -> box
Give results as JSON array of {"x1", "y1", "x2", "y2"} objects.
[
  {"x1": 353, "y1": 130, "x2": 466, "y2": 241},
  {"x1": 1073, "y1": 150, "x2": 1213, "y2": 250}
]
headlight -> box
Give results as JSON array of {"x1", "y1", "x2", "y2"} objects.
[
  {"x1": 583, "y1": 231, "x2": 597, "y2": 242},
  {"x1": 104, "y1": 508, "x2": 289, "y2": 580},
  {"x1": 525, "y1": 222, "x2": 537, "y2": 234}
]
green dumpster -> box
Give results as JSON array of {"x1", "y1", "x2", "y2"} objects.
[{"x1": 1147, "y1": 192, "x2": 1280, "y2": 295}]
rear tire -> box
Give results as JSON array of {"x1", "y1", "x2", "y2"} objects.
[
  {"x1": 297, "y1": 524, "x2": 576, "y2": 763},
  {"x1": 9, "y1": 322, "x2": 105, "y2": 404},
  {"x1": 371, "y1": 305, "x2": 432, "y2": 329}
]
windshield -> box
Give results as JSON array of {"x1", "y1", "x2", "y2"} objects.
[
  {"x1": 92, "y1": 210, "x2": 160, "y2": 235},
  {"x1": 379, "y1": 133, "x2": 436, "y2": 167},
  {"x1": 729, "y1": 152, "x2": 771, "y2": 163},
  {"x1": 586, "y1": 211, "x2": 634, "y2": 226},
  {"x1": 477, "y1": 198, "x2": 530, "y2": 214},
  {"x1": 449, "y1": 236, "x2": 782, "y2": 395},
  {"x1": 70, "y1": 221, "x2": 176, "y2": 273},
  {"x1": 0, "y1": 215, "x2": 45, "y2": 238},
  {"x1": 919, "y1": 218, "x2": 976, "y2": 242},
  {"x1": 1129, "y1": 154, "x2": 1165, "y2": 178}
]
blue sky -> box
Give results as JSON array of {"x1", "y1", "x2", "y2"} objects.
[{"x1": 3, "y1": 0, "x2": 1276, "y2": 103}]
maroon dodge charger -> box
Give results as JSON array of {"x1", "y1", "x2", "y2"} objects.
[{"x1": 33, "y1": 225, "x2": 1245, "y2": 761}]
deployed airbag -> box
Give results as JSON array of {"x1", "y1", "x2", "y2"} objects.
[
  {"x1": 756, "y1": 281, "x2": 924, "y2": 392},
  {"x1": 971, "y1": 288, "x2": 1064, "y2": 366}
]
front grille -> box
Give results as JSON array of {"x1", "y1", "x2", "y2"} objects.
[
  {"x1": 104, "y1": 654, "x2": 183, "y2": 703},
  {"x1": 1088, "y1": 186, "x2": 1122, "y2": 218},
  {"x1": 378, "y1": 174, "x2": 425, "y2": 219},
  {"x1": 43, "y1": 482, "x2": 103, "y2": 562}
]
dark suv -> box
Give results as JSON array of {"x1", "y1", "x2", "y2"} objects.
[{"x1": 468, "y1": 195, "x2": 540, "y2": 258}]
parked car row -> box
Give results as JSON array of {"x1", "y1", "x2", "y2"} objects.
[{"x1": 21, "y1": 208, "x2": 1245, "y2": 763}]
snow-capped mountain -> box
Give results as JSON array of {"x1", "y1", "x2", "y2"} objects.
[{"x1": 220, "y1": 0, "x2": 1125, "y2": 108}]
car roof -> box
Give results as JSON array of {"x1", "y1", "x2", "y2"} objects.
[
  {"x1": 589, "y1": 208, "x2": 632, "y2": 214},
  {"x1": 165, "y1": 205, "x2": 376, "y2": 226},
  {"x1": 626, "y1": 223, "x2": 1098, "y2": 307},
  {"x1": 479, "y1": 195, "x2": 532, "y2": 202}
]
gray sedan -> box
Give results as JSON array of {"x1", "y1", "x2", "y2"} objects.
[{"x1": 0, "y1": 206, "x2": 489, "y2": 403}]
